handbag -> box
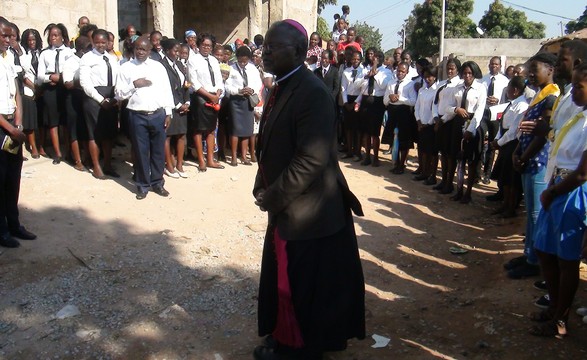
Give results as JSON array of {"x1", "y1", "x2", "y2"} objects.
[{"x1": 248, "y1": 93, "x2": 260, "y2": 109}]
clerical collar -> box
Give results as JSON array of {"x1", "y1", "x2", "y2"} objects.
[{"x1": 275, "y1": 65, "x2": 302, "y2": 84}]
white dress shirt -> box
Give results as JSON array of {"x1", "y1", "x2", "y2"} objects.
[
  {"x1": 446, "y1": 79, "x2": 488, "y2": 133},
  {"x1": 551, "y1": 83, "x2": 583, "y2": 132},
  {"x1": 415, "y1": 82, "x2": 438, "y2": 125},
  {"x1": 187, "y1": 52, "x2": 223, "y2": 95},
  {"x1": 331, "y1": 29, "x2": 347, "y2": 43},
  {"x1": 549, "y1": 109, "x2": 587, "y2": 173},
  {"x1": 482, "y1": 72, "x2": 509, "y2": 106},
  {"x1": 341, "y1": 65, "x2": 365, "y2": 103},
  {"x1": 225, "y1": 62, "x2": 263, "y2": 96},
  {"x1": 115, "y1": 58, "x2": 174, "y2": 116},
  {"x1": 361, "y1": 65, "x2": 392, "y2": 97},
  {"x1": 432, "y1": 76, "x2": 462, "y2": 121},
  {"x1": 383, "y1": 78, "x2": 417, "y2": 107},
  {"x1": 62, "y1": 55, "x2": 81, "y2": 84},
  {"x1": 0, "y1": 55, "x2": 17, "y2": 114},
  {"x1": 37, "y1": 44, "x2": 74, "y2": 83},
  {"x1": 19, "y1": 51, "x2": 39, "y2": 97},
  {"x1": 79, "y1": 49, "x2": 120, "y2": 103},
  {"x1": 495, "y1": 95, "x2": 529, "y2": 146}
]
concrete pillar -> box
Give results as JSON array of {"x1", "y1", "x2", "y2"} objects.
[
  {"x1": 150, "y1": 0, "x2": 174, "y2": 37},
  {"x1": 104, "y1": 0, "x2": 119, "y2": 43},
  {"x1": 248, "y1": 0, "x2": 263, "y2": 40}
]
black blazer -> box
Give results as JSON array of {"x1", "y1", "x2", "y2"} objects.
[
  {"x1": 314, "y1": 65, "x2": 340, "y2": 101},
  {"x1": 160, "y1": 57, "x2": 189, "y2": 109},
  {"x1": 149, "y1": 49, "x2": 163, "y2": 61},
  {"x1": 254, "y1": 67, "x2": 362, "y2": 241}
]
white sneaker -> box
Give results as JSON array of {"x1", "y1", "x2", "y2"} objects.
[
  {"x1": 175, "y1": 168, "x2": 188, "y2": 178},
  {"x1": 164, "y1": 169, "x2": 180, "y2": 178}
]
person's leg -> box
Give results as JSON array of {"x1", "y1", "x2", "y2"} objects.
[
  {"x1": 70, "y1": 140, "x2": 83, "y2": 171},
  {"x1": 164, "y1": 136, "x2": 175, "y2": 173},
  {"x1": 128, "y1": 112, "x2": 150, "y2": 192},
  {"x1": 249, "y1": 134, "x2": 257, "y2": 162},
  {"x1": 462, "y1": 159, "x2": 478, "y2": 204},
  {"x1": 240, "y1": 137, "x2": 250, "y2": 164},
  {"x1": 554, "y1": 258, "x2": 581, "y2": 321},
  {"x1": 48, "y1": 126, "x2": 62, "y2": 160},
  {"x1": 176, "y1": 135, "x2": 186, "y2": 172},
  {"x1": 25, "y1": 130, "x2": 39, "y2": 157},
  {"x1": 5, "y1": 149, "x2": 23, "y2": 232},
  {"x1": 206, "y1": 131, "x2": 221, "y2": 167},
  {"x1": 194, "y1": 132, "x2": 206, "y2": 170},
  {"x1": 230, "y1": 135, "x2": 238, "y2": 166},
  {"x1": 371, "y1": 135, "x2": 380, "y2": 166},
  {"x1": 148, "y1": 112, "x2": 167, "y2": 188},
  {"x1": 38, "y1": 127, "x2": 47, "y2": 157},
  {"x1": 361, "y1": 133, "x2": 371, "y2": 165},
  {"x1": 88, "y1": 140, "x2": 103, "y2": 177}
]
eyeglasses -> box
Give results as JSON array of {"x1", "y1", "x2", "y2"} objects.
[{"x1": 200, "y1": 43, "x2": 213, "y2": 49}]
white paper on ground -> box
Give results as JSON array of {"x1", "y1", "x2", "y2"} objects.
[{"x1": 371, "y1": 334, "x2": 390, "y2": 348}]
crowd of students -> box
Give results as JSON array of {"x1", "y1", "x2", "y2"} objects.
[{"x1": 2, "y1": 7, "x2": 587, "y2": 339}]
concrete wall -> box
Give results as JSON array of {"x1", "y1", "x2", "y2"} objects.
[
  {"x1": 444, "y1": 38, "x2": 544, "y2": 74},
  {"x1": 1, "y1": 0, "x2": 118, "y2": 45}
]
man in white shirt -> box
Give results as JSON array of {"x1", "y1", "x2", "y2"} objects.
[
  {"x1": 0, "y1": 17, "x2": 36, "y2": 247},
  {"x1": 116, "y1": 36, "x2": 174, "y2": 200},
  {"x1": 481, "y1": 56, "x2": 509, "y2": 183}
]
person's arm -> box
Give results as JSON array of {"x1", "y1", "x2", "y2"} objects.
[
  {"x1": 224, "y1": 68, "x2": 241, "y2": 96},
  {"x1": 398, "y1": 81, "x2": 417, "y2": 106},
  {"x1": 383, "y1": 81, "x2": 392, "y2": 106},
  {"x1": 466, "y1": 84, "x2": 487, "y2": 134},
  {"x1": 519, "y1": 102, "x2": 555, "y2": 164},
  {"x1": 331, "y1": 68, "x2": 340, "y2": 100},
  {"x1": 260, "y1": 85, "x2": 336, "y2": 214},
  {"x1": 541, "y1": 149, "x2": 587, "y2": 210},
  {"x1": 36, "y1": 52, "x2": 50, "y2": 84},
  {"x1": 114, "y1": 64, "x2": 135, "y2": 101},
  {"x1": 341, "y1": 72, "x2": 349, "y2": 104}
]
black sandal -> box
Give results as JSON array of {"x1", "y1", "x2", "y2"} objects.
[{"x1": 529, "y1": 320, "x2": 567, "y2": 338}]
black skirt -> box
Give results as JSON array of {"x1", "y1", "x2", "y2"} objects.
[
  {"x1": 83, "y1": 97, "x2": 118, "y2": 142},
  {"x1": 257, "y1": 212, "x2": 366, "y2": 354},
  {"x1": 358, "y1": 96, "x2": 385, "y2": 136},
  {"x1": 65, "y1": 88, "x2": 88, "y2": 142},
  {"x1": 450, "y1": 115, "x2": 483, "y2": 162},
  {"x1": 418, "y1": 124, "x2": 435, "y2": 153},
  {"x1": 166, "y1": 109, "x2": 188, "y2": 136},
  {"x1": 343, "y1": 95, "x2": 360, "y2": 131},
  {"x1": 190, "y1": 93, "x2": 218, "y2": 132},
  {"x1": 491, "y1": 138, "x2": 520, "y2": 187},
  {"x1": 228, "y1": 95, "x2": 254, "y2": 137},
  {"x1": 21, "y1": 95, "x2": 37, "y2": 131},
  {"x1": 381, "y1": 104, "x2": 416, "y2": 150},
  {"x1": 42, "y1": 83, "x2": 67, "y2": 127},
  {"x1": 435, "y1": 120, "x2": 452, "y2": 154}
]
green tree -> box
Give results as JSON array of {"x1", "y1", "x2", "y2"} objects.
[
  {"x1": 317, "y1": 16, "x2": 331, "y2": 41},
  {"x1": 479, "y1": 0, "x2": 545, "y2": 39},
  {"x1": 566, "y1": 6, "x2": 587, "y2": 34},
  {"x1": 317, "y1": 0, "x2": 337, "y2": 15},
  {"x1": 352, "y1": 21, "x2": 383, "y2": 50},
  {"x1": 407, "y1": 0, "x2": 476, "y2": 58}
]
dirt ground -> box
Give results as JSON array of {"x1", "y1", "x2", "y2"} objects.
[{"x1": 1, "y1": 145, "x2": 587, "y2": 360}]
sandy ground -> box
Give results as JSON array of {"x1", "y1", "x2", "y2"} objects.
[{"x1": 1, "y1": 145, "x2": 587, "y2": 360}]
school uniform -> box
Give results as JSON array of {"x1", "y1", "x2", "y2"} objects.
[
  {"x1": 37, "y1": 44, "x2": 74, "y2": 127},
  {"x1": 79, "y1": 49, "x2": 120, "y2": 142},
  {"x1": 481, "y1": 72, "x2": 509, "y2": 177},
  {"x1": 160, "y1": 56, "x2": 190, "y2": 136},
  {"x1": 225, "y1": 62, "x2": 262, "y2": 138},
  {"x1": 359, "y1": 65, "x2": 391, "y2": 136},
  {"x1": 414, "y1": 82, "x2": 438, "y2": 153},
  {"x1": 381, "y1": 77, "x2": 417, "y2": 149},
  {"x1": 444, "y1": 80, "x2": 487, "y2": 161},
  {"x1": 340, "y1": 65, "x2": 365, "y2": 132},
  {"x1": 19, "y1": 50, "x2": 40, "y2": 131},
  {"x1": 62, "y1": 54, "x2": 88, "y2": 142},
  {"x1": 187, "y1": 52, "x2": 224, "y2": 132},
  {"x1": 115, "y1": 58, "x2": 174, "y2": 194},
  {"x1": 432, "y1": 76, "x2": 462, "y2": 154}
]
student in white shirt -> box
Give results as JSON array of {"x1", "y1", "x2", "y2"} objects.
[
  {"x1": 340, "y1": 50, "x2": 364, "y2": 161},
  {"x1": 80, "y1": 30, "x2": 121, "y2": 179},
  {"x1": 490, "y1": 76, "x2": 529, "y2": 218},
  {"x1": 532, "y1": 64, "x2": 587, "y2": 338},
  {"x1": 19, "y1": 28, "x2": 42, "y2": 159},
  {"x1": 63, "y1": 35, "x2": 92, "y2": 172},
  {"x1": 225, "y1": 46, "x2": 262, "y2": 167},
  {"x1": 115, "y1": 36, "x2": 175, "y2": 200},
  {"x1": 432, "y1": 58, "x2": 462, "y2": 190},
  {"x1": 187, "y1": 33, "x2": 224, "y2": 171},
  {"x1": 37, "y1": 23, "x2": 74, "y2": 164},
  {"x1": 358, "y1": 51, "x2": 391, "y2": 167},
  {"x1": 414, "y1": 65, "x2": 438, "y2": 183},
  {"x1": 382, "y1": 62, "x2": 417, "y2": 174},
  {"x1": 444, "y1": 61, "x2": 487, "y2": 204}
]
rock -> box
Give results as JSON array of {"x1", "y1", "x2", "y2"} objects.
[
  {"x1": 159, "y1": 304, "x2": 191, "y2": 321},
  {"x1": 56, "y1": 305, "x2": 80, "y2": 319}
]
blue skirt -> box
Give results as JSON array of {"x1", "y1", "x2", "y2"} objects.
[{"x1": 534, "y1": 177, "x2": 587, "y2": 261}]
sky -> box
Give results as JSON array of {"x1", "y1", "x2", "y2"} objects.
[{"x1": 320, "y1": 0, "x2": 586, "y2": 51}]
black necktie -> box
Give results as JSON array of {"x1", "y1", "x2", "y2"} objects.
[
  {"x1": 434, "y1": 79, "x2": 450, "y2": 104},
  {"x1": 103, "y1": 55, "x2": 112, "y2": 87},
  {"x1": 461, "y1": 86, "x2": 471, "y2": 110},
  {"x1": 240, "y1": 65, "x2": 248, "y2": 87},
  {"x1": 394, "y1": 80, "x2": 402, "y2": 95},
  {"x1": 54, "y1": 48, "x2": 61, "y2": 73},
  {"x1": 31, "y1": 50, "x2": 39, "y2": 75},
  {"x1": 205, "y1": 57, "x2": 216, "y2": 87},
  {"x1": 351, "y1": 69, "x2": 357, "y2": 82},
  {"x1": 488, "y1": 76, "x2": 495, "y2": 97},
  {"x1": 368, "y1": 76, "x2": 375, "y2": 95}
]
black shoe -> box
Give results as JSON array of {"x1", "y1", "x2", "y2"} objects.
[
  {"x1": 360, "y1": 156, "x2": 371, "y2": 166},
  {"x1": 413, "y1": 174, "x2": 428, "y2": 181},
  {"x1": 136, "y1": 191, "x2": 148, "y2": 200},
  {"x1": 486, "y1": 192, "x2": 504, "y2": 201},
  {"x1": 103, "y1": 168, "x2": 121, "y2": 178},
  {"x1": 534, "y1": 280, "x2": 547, "y2": 291},
  {"x1": 534, "y1": 294, "x2": 550, "y2": 309},
  {"x1": 433, "y1": 182, "x2": 445, "y2": 191},
  {"x1": 0, "y1": 233, "x2": 20, "y2": 248},
  {"x1": 152, "y1": 186, "x2": 170, "y2": 197},
  {"x1": 424, "y1": 177, "x2": 437, "y2": 185},
  {"x1": 52, "y1": 156, "x2": 62, "y2": 165},
  {"x1": 9, "y1": 226, "x2": 36, "y2": 240},
  {"x1": 503, "y1": 255, "x2": 527, "y2": 270},
  {"x1": 508, "y1": 262, "x2": 540, "y2": 279}
]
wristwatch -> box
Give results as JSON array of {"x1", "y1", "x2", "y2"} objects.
[{"x1": 16, "y1": 124, "x2": 23, "y2": 131}]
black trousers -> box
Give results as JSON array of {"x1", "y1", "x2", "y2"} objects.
[{"x1": 0, "y1": 145, "x2": 23, "y2": 234}]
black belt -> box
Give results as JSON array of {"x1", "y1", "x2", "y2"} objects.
[
  {"x1": 129, "y1": 109, "x2": 160, "y2": 115},
  {"x1": 1, "y1": 113, "x2": 15, "y2": 120}
]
